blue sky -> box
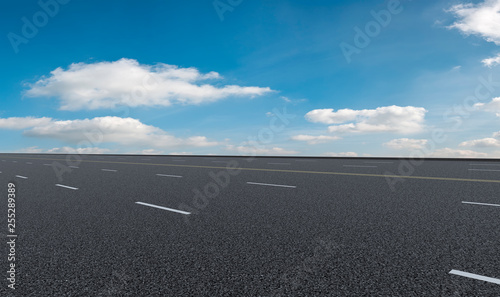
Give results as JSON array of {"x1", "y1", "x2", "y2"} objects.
[{"x1": 1, "y1": 0, "x2": 500, "y2": 157}]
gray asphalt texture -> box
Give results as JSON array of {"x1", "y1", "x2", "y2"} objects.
[{"x1": 0, "y1": 154, "x2": 499, "y2": 296}]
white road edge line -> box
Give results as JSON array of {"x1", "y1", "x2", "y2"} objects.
[
  {"x1": 15, "y1": 175, "x2": 28, "y2": 179},
  {"x1": 135, "y1": 202, "x2": 191, "y2": 215},
  {"x1": 468, "y1": 169, "x2": 500, "y2": 172},
  {"x1": 449, "y1": 269, "x2": 500, "y2": 285},
  {"x1": 69, "y1": 166, "x2": 79, "y2": 169},
  {"x1": 268, "y1": 163, "x2": 291, "y2": 165},
  {"x1": 55, "y1": 184, "x2": 79, "y2": 190},
  {"x1": 364, "y1": 161, "x2": 393, "y2": 164},
  {"x1": 343, "y1": 165, "x2": 377, "y2": 168},
  {"x1": 462, "y1": 201, "x2": 500, "y2": 207},
  {"x1": 101, "y1": 169, "x2": 118, "y2": 172},
  {"x1": 156, "y1": 174, "x2": 183, "y2": 178},
  {"x1": 246, "y1": 182, "x2": 296, "y2": 188},
  {"x1": 469, "y1": 163, "x2": 500, "y2": 166}
]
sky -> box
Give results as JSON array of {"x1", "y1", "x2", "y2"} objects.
[{"x1": 1, "y1": 0, "x2": 500, "y2": 157}]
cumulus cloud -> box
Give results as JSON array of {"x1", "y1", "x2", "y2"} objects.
[
  {"x1": 17, "y1": 146, "x2": 111, "y2": 154},
  {"x1": 305, "y1": 105, "x2": 427, "y2": 134},
  {"x1": 384, "y1": 138, "x2": 428, "y2": 150},
  {"x1": 322, "y1": 152, "x2": 358, "y2": 157},
  {"x1": 225, "y1": 145, "x2": 299, "y2": 155},
  {"x1": 290, "y1": 134, "x2": 340, "y2": 144},
  {"x1": 427, "y1": 148, "x2": 488, "y2": 158},
  {"x1": 460, "y1": 138, "x2": 500, "y2": 147},
  {"x1": 448, "y1": 0, "x2": 500, "y2": 45},
  {"x1": 169, "y1": 152, "x2": 192, "y2": 155},
  {"x1": 474, "y1": 97, "x2": 500, "y2": 116},
  {"x1": 0, "y1": 117, "x2": 52, "y2": 129},
  {"x1": 459, "y1": 130, "x2": 500, "y2": 148},
  {"x1": 482, "y1": 53, "x2": 500, "y2": 67},
  {"x1": 0, "y1": 116, "x2": 220, "y2": 149},
  {"x1": 25, "y1": 58, "x2": 273, "y2": 110}
]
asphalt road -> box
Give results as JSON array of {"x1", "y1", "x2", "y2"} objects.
[{"x1": 0, "y1": 154, "x2": 499, "y2": 296}]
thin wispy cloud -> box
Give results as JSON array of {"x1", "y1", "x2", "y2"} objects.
[
  {"x1": 291, "y1": 134, "x2": 341, "y2": 145},
  {"x1": 384, "y1": 138, "x2": 428, "y2": 150}
]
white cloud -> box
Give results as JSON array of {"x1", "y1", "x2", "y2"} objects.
[
  {"x1": 225, "y1": 145, "x2": 299, "y2": 155},
  {"x1": 448, "y1": 0, "x2": 500, "y2": 45},
  {"x1": 46, "y1": 147, "x2": 112, "y2": 154},
  {"x1": 290, "y1": 134, "x2": 340, "y2": 144},
  {"x1": 427, "y1": 148, "x2": 488, "y2": 158},
  {"x1": 140, "y1": 149, "x2": 165, "y2": 155},
  {"x1": 322, "y1": 152, "x2": 358, "y2": 157},
  {"x1": 17, "y1": 146, "x2": 111, "y2": 154},
  {"x1": 460, "y1": 137, "x2": 500, "y2": 147},
  {"x1": 0, "y1": 117, "x2": 52, "y2": 129},
  {"x1": 474, "y1": 97, "x2": 500, "y2": 115},
  {"x1": 305, "y1": 105, "x2": 427, "y2": 134},
  {"x1": 16, "y1": 146, "x2": 44, "y2": 153},
  {"x1": 25, "y1": 58, "x2": 273, "y2": 110},
  {"x1": 169, "y1": 152, "x2": 192, "y2": 155},
  {"x1": 482, "y1": 53, "x2": 500, "y2": 67},
  {"x1": 384, "y1": 138, "x2": 428, "y2": 150},
  {"x1": 459, "y1": 130, "x2": 500, "y2": 148},
  {"x1": 1, "y1": 116, "x2": 220, "y2": 149}
]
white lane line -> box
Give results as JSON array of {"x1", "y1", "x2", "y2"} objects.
[
  {"x1": 462, "y1": 201, "x2": 500, "y2": 207},
  {"x1": 268, "y1": 162, "x2": 291, "y2": 165},
  {"x1": 296, "y1": 160, "x2": 317, "y2": 162},
  {"x1": 468, "y1": 169, "x2": 500, "y2": 172},
  {"x1": 343, "y1": 165, "x2": 377, "y2": 168},
  {"x1": 469, "y1": 163, "x2": 500, "y2": 166},
  {"x1": 101, "y1": 169, "x2": 118, "y2": 172},
  {"x1": 156, "y1": 174, "x2": 183, "y2": 178},
  {"x1": 172, "y1": 160, "x2": 185, "y2": 162},
  {"x1": 449, "y1": 270, "x2": 500, "y2": 285},
  {"x1": 26, "y1": 162, "x2": 32, "y2": 164},
  {"x1": 135, "y1": 202, "x2": 191, "y2": 215},
  {"x1": 69, "y1": 166, "x2": 79, "y2": 169},
  {"x1": 12, "y1": 161, "x2": 17, "y2": 163},
  {"x1": 1, "y1": 160, "x2": 5, "y2": 162},
  {"x1": 55, "y1": 184, "x2": 79, "y2": 190},
  {"x1": 364, "y1": 161, "x2": 393, "y2": 164},
  {"x1": 15, "y1": 175, "x2": 28, "y2": 179},
  {"x1": 43, "y1": 164, "x2": 52, "y2": 166},
  {"x1": 212, "y1": 161, "x2": 228, "y2": 163},
  {"x1": 246, "y1": 182, "x2": 296, "y2": 188}
]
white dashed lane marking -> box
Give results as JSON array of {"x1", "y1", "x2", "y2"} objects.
[
  {"x1": 156, "y1": 174, "x2": 183, "y2": 178},
  {"x1": 246, "y1": 182, "x2": 296, "y2": 188},
  {"x1": 55, "y1": 184, "x2": 79, "y2": 190},
  {"x1": 135, "y1": 202, "x2": 191, "y2": 215},
  {"x1": 449, "y1": 270, "x2": 500, "y2": 285},
  {"x1": 462, "y1": 201, "x2": 500, "y2": 207}
]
